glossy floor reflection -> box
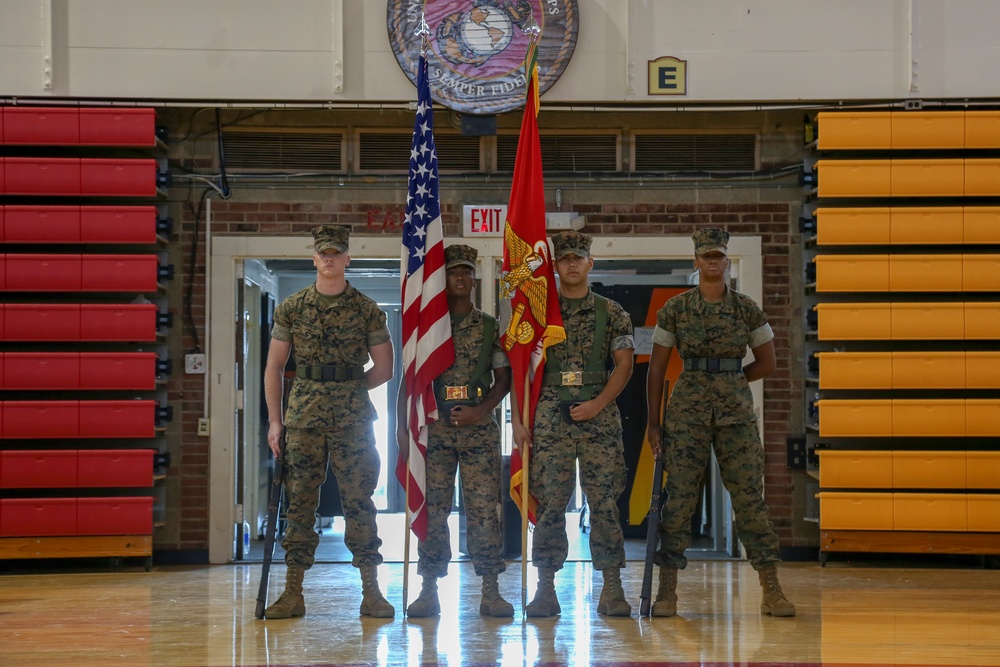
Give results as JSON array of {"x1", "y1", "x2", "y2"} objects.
[{"x1": 2, "y1": 559, "x2": 1000, "y2": 666}]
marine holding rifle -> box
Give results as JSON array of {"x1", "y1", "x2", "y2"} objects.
[
  {"x1": 644, "y1": 227, "x2": 795, "y2": 618},
  {"x1": 262, "y1": 224, "x2": 395, "y2": 620},
  {"x1": 396, "y1": 244, "x2": 515, "y2": 617}
]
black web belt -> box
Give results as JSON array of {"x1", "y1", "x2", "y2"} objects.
[
  {"x1": 682, "y1": 357, "x2": 743, "y2": 373},
  {"x1": 541, "y1": 370, "x2": 610, "y2": 387},
  {"x1": 297, "y1": 364, "x2": 365, "y2": 381}
]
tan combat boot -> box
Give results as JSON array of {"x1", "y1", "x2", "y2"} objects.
[
  {"x1": 263, "y1": 566, "x2": 306, "y2": 619},
  {"x1": 597, "y1": 567, "x2": 631, "y2": 616},
  {"x1": 359, "y1": 564, "x2": 395, "y2": 618},
  {"x1": 758, "y1": 564, "x2": 796, "y2": 617},
  {"x1": 479, "y1": 573, "x2": 514, "y2": 617},
  {"x1": 406, "y1": 575, "x2": 440, "y2": 617},
  {"x1": 525, "y1": 568, "x2": 561, "y2": 618},
  {"x1": 651, "y1": 565, "x2": 678, "y2": 617}
]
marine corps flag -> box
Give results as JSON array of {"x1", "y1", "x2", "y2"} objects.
[{"x1": 500, "y1": 42, "x2": 565, "y2": 524}]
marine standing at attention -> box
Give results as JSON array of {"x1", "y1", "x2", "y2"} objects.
[
  {"x1": 512, "y1": 230, "x2": 635, "y2": 618},
  {"x1": 397, "y1": 244, "x2": 515, "y2": 618},
  {"x1": 645, "y1": 227, "x2": 795, "y2": 618},
  {"x1": 263, "y1": 224, "x2": 395, "y2": 620}
]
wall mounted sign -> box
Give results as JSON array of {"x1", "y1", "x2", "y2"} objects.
[
  {"x1": 463, "y1": 204, "x2": 508, "y2": 237},
  {"x1": 387, "y1": 0, "x2": 579, "y2": 115},
  {"x1": 648, "y1": 56, "x2": 687, "y2": 95}
]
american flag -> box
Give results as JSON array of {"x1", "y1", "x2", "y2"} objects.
[{"x1": 395, "y1": 54, "x2": 455, "y2": 540}]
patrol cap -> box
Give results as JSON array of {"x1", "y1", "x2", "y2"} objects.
[
  {"x1": 312, "y1": 225, "x2": 350, "y2": 253},
  {"x1": 551, "y1": 230, "x2": 593, "y2": 259},
  {"x1": 444, "y1": 244, "x2": 477, "y2": 270},
  {"x1": 692, "y1": 227, "x2": 729, "y2": 256}
]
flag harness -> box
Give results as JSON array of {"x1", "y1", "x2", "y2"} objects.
[{"x1": 542, "y1": 294, "x2": 609, "y2": 403}]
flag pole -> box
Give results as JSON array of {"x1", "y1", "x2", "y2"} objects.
[
  {"x1": 403, "y1": 451, "x2": 412, "y2": 617},
  {"x1": 519, "y1": 376, "x2": 531, "y2": 618},
  {"x1": 517, "y1": 16, "x2": 542, "y2": 621},
  {"x1": 398, "y1": 10, "x2": 432, "y2": 622}
]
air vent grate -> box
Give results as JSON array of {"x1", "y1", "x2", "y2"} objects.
[
  {"x1": 497, "y1": 133, "x2": 619, "y2": 172},
  {"x1": 634, "y1": 133, "x2": 757, "y2": 171},
  {"x1": 221, "y1": 131, "x2": 344, "y2": 171},
  {"x1": 359, "y1": 132, "x2": 481, "y2": 171}
]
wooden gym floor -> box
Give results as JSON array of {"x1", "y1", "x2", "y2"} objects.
[{"x1": 2, "y1": 555, "x2": 1000, "y2": 666}]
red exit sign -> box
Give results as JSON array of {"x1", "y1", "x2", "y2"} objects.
[{"x1": 462, "y1": 205, "x2": 507, "y2": 237}]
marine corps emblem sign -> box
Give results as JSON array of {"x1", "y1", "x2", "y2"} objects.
[{"x1": 387, "y1": 0, "x2": 580, "y2": 115}]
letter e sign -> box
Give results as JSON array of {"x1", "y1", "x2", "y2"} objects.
[{"x1": 648, "y1": 56, "x2": 687, "y2": 95}]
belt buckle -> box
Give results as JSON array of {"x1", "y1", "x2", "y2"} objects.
[
  {"x1": 445, "y1": 386, "x2": 468, "y2": 400},
  {"x1": 561, "y1": 371, "x2": 583, "y2": 386}
]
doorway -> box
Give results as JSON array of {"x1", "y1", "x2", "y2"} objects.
[{"x1": 238, "y1": 259, "x2": 404, "y2": 546}]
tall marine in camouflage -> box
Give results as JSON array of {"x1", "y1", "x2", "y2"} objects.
[
  {"x1": 396, "y1": 244, "x2": 515, "y2": 618},
  {"x1": 261, "y1": 224, "x2": 396, "y2": 620},
  {"x1": 511, "y1": 230, "x2": 636, "y2": 618},
  {"x1": 644, "y1": 227, "x2": 796, "y2": 618}
]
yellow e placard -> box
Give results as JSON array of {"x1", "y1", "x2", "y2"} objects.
[{"x1": 648, "y1": 56, "x2": 687, "y2": 95}]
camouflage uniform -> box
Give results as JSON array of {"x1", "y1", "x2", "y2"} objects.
[
  {"x1": 530, "y1": 289, "x2": 635, "y2": 571},
  {"x1": 271, "y1": 282, "x2": 390, "y2": 569},
  {"x1": 418, "y1": 308, "x2": 509, "y2": 578},
  {"x1": 652, "y1": 285, "x2": 780, "y2": 570}
]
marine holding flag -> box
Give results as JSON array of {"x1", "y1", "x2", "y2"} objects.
[
  {"x1": 396, "y1": 245, "x2": 515, "y2": 618},
  {"x1": 499, "y1": 36, "x2": 567, "y2": 616},
  {"x1": 501, "y1": 36, "x2": 633, "y2": 620},
  {"x1": 510, "y1": 230, "x2": 636, "y2": 619}
]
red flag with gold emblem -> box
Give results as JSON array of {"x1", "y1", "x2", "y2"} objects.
[{"x1": 500, "y1": 42, "x2": 565, "y2": 523}]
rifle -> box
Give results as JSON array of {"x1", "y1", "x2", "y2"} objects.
[
  {"x1": 255, "y1": 429, "x2": 286, "y2": 619},
  {"x1": 639, "y1": 379, "x2": 668, "y2": 617}
]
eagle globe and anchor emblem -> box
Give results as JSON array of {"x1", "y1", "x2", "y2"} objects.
[
  {"x1": 435, "y1": 1, "x2": 527, "y2": 67},
  {"x1": 498, "y1": 224, "x2": 551, "y2": 351},
  {"x1": 387, "y1": 0, "x2": 579, "y2": 115}
]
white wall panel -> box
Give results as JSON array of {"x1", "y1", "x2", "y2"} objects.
[
  {"x1": 607, "y1": 0, "x2": 906, "y2": 102},
  {"x1": 0, "y1": 0, "x2": 47, "y2": 94},
  {"x1": 0, "y1": 49, "x2": 48, "y2": 93},
  {"x1": 569, "y1": 0, "x2": 627, "y2": 97},
  {"x1": 67, "y1": 1, "x2": 334, "y2": 50},
  {"x1": 931, "y1": 6, "x2": 1000, "y2": 97},
  {"x1": 65, "y1": 49, "x2": 341, "y2": 99},
  {"x1": 49, "y1": 0, "x2": 342, "y2": 99},
  {"x1": 2, "y1": 0, "x2": 1000, "y2": 103},
  {"x1": 0, "y1": 0, "x2": 44, "y2": 46},
  {"x1": 353, "y1": 0, "x2": 411, "y2": 99}
]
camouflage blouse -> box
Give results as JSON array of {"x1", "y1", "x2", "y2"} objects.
[
  {"x1": 271, "y1": 282, "x2": 390, "y2": 429},
  {"x1": 534, "y1": 289, "x2": 635, "y2": 438},
  {"x1": 653, "y1": 286, "x2": 773, "y2": 426},
  {"x1": 435, "y1": 308, "x2": 509, "y2": 389},
  {"x1": 430, "y1": 307, "x2": 509, "y2": 430}
]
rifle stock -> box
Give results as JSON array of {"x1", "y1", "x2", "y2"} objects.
[
  {"x1": 639, "y1": 379, "x2": 669, "y2": 617},
  {"x1": 254, "y1": 429, "x2": 286, "y2": 620}
]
